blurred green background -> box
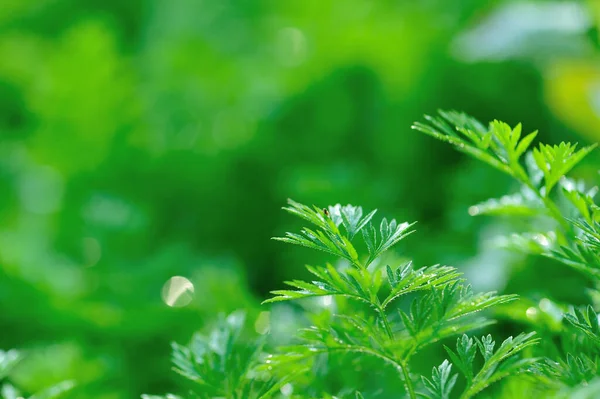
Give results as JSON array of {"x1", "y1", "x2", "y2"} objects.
[{"x1": 1, "y1": 0, "x2": 599, "y2": 397}]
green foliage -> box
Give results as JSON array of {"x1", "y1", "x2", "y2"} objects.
[
  {"x1": 423, "y1": 360, "x2": 457, "y2": 399},
  {"x1": 563, "y1": 306, "x2": 600, "y2": 349},
  {"x1": 535, "y1": 143, "x2": 597, "y2": 197},
  {"x1": 3, "y1": 0, "x2": 600, "y2": 397},
  {"x1": 262, "y1": 200, "x2": 536, "y2": 398},
  {"x1": 434, "y1": 332, "x2": 539, "y2": 399},
  {"x1": 144, "y1": 311, "x2": 300, "y2": 399},
  {"x1": 415, "y1": 110, "x2": 600, "y2": 396},
  {"x1": 142, "y1": 106, "x2": 600, "y2": 398},
  {"x1": 147, "y1": 197, "x2": 543, "y2": 398},
  {"x1": 0, "y1": 350, "x2": 74, "y2": 399},
  {"x1": 413, "y1": 111, "x2": 597, "y2": 194},
  {"x1": 415, "y1": 110, "x2": 599, "y2": 275},
  {"x1": 413, "y1": 110, "x2": 598, "y2": 260},
  {"x1": 412, "y1": 111, "x2": 535, "y2": 180}
]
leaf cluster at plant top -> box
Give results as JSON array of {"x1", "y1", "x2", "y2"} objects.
[{"x1": 267, "y1": 199, "x2": 542, "y2": 397}]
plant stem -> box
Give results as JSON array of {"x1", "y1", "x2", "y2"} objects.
[
  {"x1": 324, "y1": 345, "x2": 417, "y2": 399},
  {"x1": 521, "y1": 179, "x2": 571, "y2": 233},
  {"x1": 376, "y1": 304, "x2": 416, "y2": 399},
  {"x1": 380, "y1": 308, "x2": 394, "y2": 339},
  {"x1": 542, "y1": 197, "x2": 571, "y2": 232},
  {"x1": 400, "y1": 362, "x2": 417, "y2": 399}
]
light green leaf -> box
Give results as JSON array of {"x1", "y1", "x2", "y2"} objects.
[
  {"x1": 532, "y1": 142, "x2": 597, "y2": 195},
  {"x1": 422, "y1": 360, "x2": 458, "y2": 399}
]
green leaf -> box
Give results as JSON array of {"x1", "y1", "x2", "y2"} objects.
[
  {"x1": 532, "y1": 142, "x2": 597, "y2": 195},
  {"x1": 476, "y1": 335, "x2": 495, "y2": 362},
  {"x1": 382, "y1": 264, "x2": 462, "y2": 309},
  {"x1": 264, "y1": 263, "x2": 373, "y2": 305},
  {"x1": 330, "y1": 204, "x2": 377, "y2": 240},
  {"x1": 564, "y1": 305, "x2": 600, "y2": 348},
  {"x1": 274, "y1": 227, "x2": 359, "y2": 266},
  {"x1": 386, "y1": 264, "x2": 396, "y2": 286},
  {"x1": 444, "y1": 335, "x2": 476, "y2": 383},
  {"x1": 422, "y1": 360, "x2": 458, "y2": 399},
  {"x1": 362, "y1": 219, "x2": 416, "y2": 267},
  {"x1": 468, "y1": 190, "x2": 543, "y2": 217},
  {"x1": 447, "y1": 292, "x2": 518, "y2": 320},
  {"x1": 543, "y1": 354, "x2": 599, "y2": 387},
  {"x1": 515, "y1": 131, "x2": 538, "y2": 159},
  {"x1": 282, "y1": 199, "x2": 331, "y2": 231},
  {"x1": 413, "y1": 111, "x2": 539, "y2": 181},
  {"x1": 461, "y1": 332, "x2": 539, "y2": 399},
  {"x1": 167, "y1": 311, "x2": 284, "y2": 397}
]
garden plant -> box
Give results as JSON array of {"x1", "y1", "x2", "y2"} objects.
[{"x1": 135, "y1": 111, "x2": 600, "y2": 398}]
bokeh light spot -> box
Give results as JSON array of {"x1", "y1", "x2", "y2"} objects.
[
  {"x1": 280, "y1": 383, "x2": 293, "y2": 396},
  {"x1": 539, "y1": 298, "x2": 552, "y2": 312},
  {"x1": 161, "y1": 276, "x2": 194, "y2": 308},
  {"x1": 533, "y1": 233, "x2": 550, "y2": 247},
  {"x1": 254, "y1": 311, "x2": 271, "y2": 335},
  {"x1": 468, "y1": 206, "x2": 480, "y2": 216},
  {"x1": 526, "y1": 307, "x2": 538, "y2": 319}
]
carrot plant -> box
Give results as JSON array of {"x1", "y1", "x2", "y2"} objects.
[
  {"x1": 147, "y1": 111, "x2": 600, "y2": 399},
  {"x1": 414, "y1": 110, "x2": 600, "y2": 397},
  {"x1": 145, "y1": 199, "x2": 538, "y2": 398}
]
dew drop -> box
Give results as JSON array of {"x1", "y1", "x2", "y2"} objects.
[{"x1": 539, "y1": 298, "x2": 552, "y2": 312}]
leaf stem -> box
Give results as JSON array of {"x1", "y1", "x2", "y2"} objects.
[
  {"x1": 375, "y1": 304, "x2": 416, "y2": 399},
  {"x1": 521, "y1": 179, "x2": 571, "y2": 233},
  {"x1": 378, "y1": 305, "x2": 394, "y2": 339},
  {"x1": 400, "y1": 362, "x2": 417, "y2": 399}
]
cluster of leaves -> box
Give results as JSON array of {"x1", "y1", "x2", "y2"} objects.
[
  {"x1": 147, "y1": 199, "x2": 539, "y2": 399},
  {"x1": 413, "y1": 110, "x2": 599, "y2": 278},
  {"x1": 151, "y1": 110, "x2": 600, "y2": 398},
  {"x1": 0, "y1": 350, "x2": 74, "y2": 399},
  {"x1": 143, "y1": 311, "x2": 301, "y2": 399},
  {"x1": 414, "y1": 110, "x2": 600, "y2": 396},
  {"x1": 425, "y1": 333, "x2": 538, "y2": 399},
  {"x1": 260, "y1": 200, "x2": 538, "y2": 398}
]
